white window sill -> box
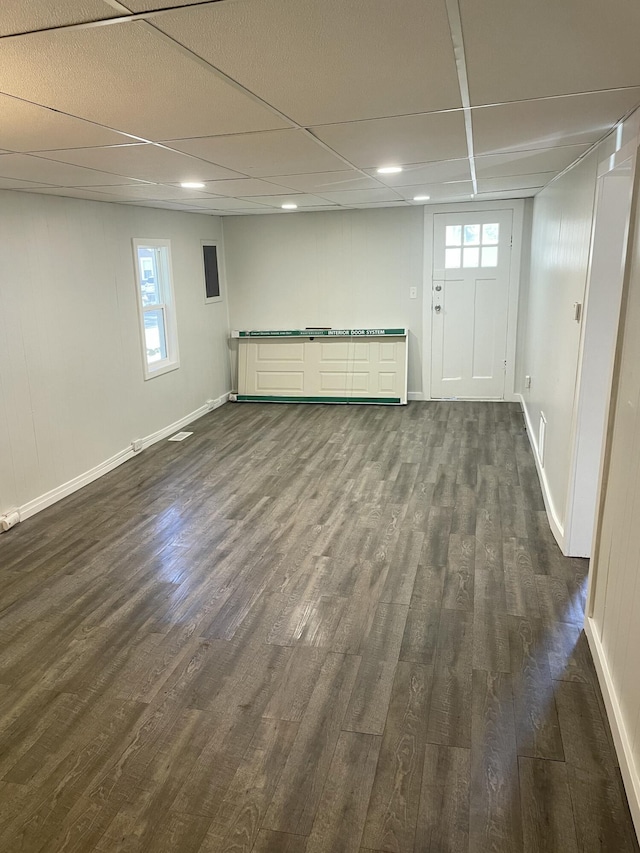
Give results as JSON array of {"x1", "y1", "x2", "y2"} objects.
[{"x1": 143, "y1": 359, "x2": 180, "y2": 381}]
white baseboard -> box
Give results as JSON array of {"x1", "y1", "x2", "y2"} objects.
[
  {"x1": 408, "y1": 391, "x2": 426, "y2": 401},
  {"x1": 18, "y1": 445, "x2": 135, "y2": 522},
  {"x1": 517, "y1": 394, "x2": 566, "y2": 551},
  {"x1": 16, "y1": 393, "x2": 230, "y2": 524},
  {"x1": 585, "y1": 617, "x2": 640, "y2": 840}
]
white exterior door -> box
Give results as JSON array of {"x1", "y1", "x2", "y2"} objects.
[{"x1": 431, "y1": 210, "x2": 513, "y2": 399}]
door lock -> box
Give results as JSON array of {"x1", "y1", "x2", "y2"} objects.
[{"x1": 435, "y1": 285, "x2": 442, "y2": 292}]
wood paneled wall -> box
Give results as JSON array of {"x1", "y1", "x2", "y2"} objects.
[{"x1": 589, "y1": 145, "x2": 640, "y2": 836}]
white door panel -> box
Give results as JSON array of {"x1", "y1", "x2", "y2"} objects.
[{"x1": 431, "y1": 210, "x2": 512, "y2": 399}]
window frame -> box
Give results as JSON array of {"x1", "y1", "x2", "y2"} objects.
[
  {"x1": 132, "y1": 238, "x2": 180, "y2": 380},
  {"x1": 201, "y1": 239, "x2": 225, "y2": 304}
]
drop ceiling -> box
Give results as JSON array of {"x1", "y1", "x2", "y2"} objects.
[{"x1": 0, "y1": 0, "x2": 639, "y2": 215}]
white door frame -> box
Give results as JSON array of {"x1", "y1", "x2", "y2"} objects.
[
  {"x1": 422, "y1": 200, "x2": 525, "y2": 401},
  {"x1": 565, "y1": 141, "x2": 637, "y2": 560}
]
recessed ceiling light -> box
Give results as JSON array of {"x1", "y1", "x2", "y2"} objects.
[
  {"x1": 180, "y1": 181, "x2": 205, "y2": 189},
  {"x1": 377, "y1": 166, "x2": 403, "y2": 174},
  {"x1": 413, "y1": 195, "x2": 430, "y2": 201},
  {"x1": 281, "y1": 203, "x2": 298, "y2": 210}
]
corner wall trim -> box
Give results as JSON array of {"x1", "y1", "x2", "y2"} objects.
[
  {"x1": 17, "y1": 393, "x2": 230, "y2": 523},
  {"x1": 585, "y1": 616, "x2": 640, "y2": 840},
  {"x1": 408, "y1": 391, "x2": 426, "y2": 401},
  {"x1": 517, "y1": 393, "x2": 566, "y2": 550}
]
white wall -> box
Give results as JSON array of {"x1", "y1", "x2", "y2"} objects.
[
  {"x1": 565, "y1": 167, "x2": 634, "y2": 555},
  {"x1": 518, "y1": 152, "x2": 599, "y2": 539},
  {"x1": 223, "y1": 207, "x2": 425, "y2": 392},
  {"x1": 0, "y1": 191, "x2": 230, "y2": 520},
  {"x1": 587, "y1": 147, "x2": 640, "y2": 837},
  {"x1": 518, "y1": 109, "x2": 640, "y2": 550}
]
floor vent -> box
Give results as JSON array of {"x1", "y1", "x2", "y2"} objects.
[{"x1": 168, "y1": 431, "x2": 193, "y2": 442}]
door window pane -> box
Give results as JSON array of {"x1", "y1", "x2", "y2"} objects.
[
  {"x1": 481, "y1": 246, "x2": 499, "y2": 267},
  {"x1": 463, "y1": 224, "x2": 480, "y2": 245},
  {"x1": 482, "y1": 223, "x2": 500, "y2": 245},
  {"x1": 445, "y1": 247, "x2": 461, "y2": 268},
  {"x1": 144, "y1": 309, "x2": 167, "y2": 363},
  {"x1": 463, "y1": 246, "x2": 480, "y2": 267},
  {"x1": 445, "y1": 225, "x2": 462, "y2": 246}
]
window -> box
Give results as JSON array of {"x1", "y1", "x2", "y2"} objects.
[
  {"x1": 202, "y1": 241, "x2": 223, "y2": 303},
  {"x1": 444, "y1": 222, "x2": 500, "y2": 269},
  {"x1": 132, "y1": 238, "x2": 180, "y2": 379}
]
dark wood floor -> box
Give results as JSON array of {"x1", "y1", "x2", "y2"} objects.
[{"x1": 0, "y1": 401, "x2": 638, "y2": 853}]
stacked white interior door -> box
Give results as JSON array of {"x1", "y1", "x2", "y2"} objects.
[{"x1": 236, "y1": 330, "x2": 408, "y2": 404}]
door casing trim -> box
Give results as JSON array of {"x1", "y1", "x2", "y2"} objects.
[{"x1": 422, "y1": 199, "x2": 525, "y2": 402}]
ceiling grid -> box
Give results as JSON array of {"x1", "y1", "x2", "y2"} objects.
[{"x1": 0, "y1": 0, "x2": 637, "y2": 214}]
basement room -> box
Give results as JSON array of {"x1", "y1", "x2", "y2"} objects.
[{"x1": 1, "y1": 1, "x2": 640, "y2": 851}]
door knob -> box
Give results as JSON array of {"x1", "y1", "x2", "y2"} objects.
[{"x1": 434, "y1": 304, "x2": 441, "y2": 313}]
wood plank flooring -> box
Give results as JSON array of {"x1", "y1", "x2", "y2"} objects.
[{"x1": 0, "y1": 401, "x2": 638, "y2": 853}]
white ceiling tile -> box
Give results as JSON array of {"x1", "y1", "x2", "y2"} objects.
[
  {"x1": 364, "y1": 159, "x2": 472, "y2": 186},
  {"x1": 186, "y1": 178, "x2": 293, "y2": 197},
  {"x1": 393, "y1": 182, "x2": 474, "y2": 201},
  {"x1": 473, "y1": 89, "x2": 640, "y2": 155},
  {"x1": 461, "y1": 0, "x2": 640, "y2": 105},
  {"x1": 184, "y1": 209, "x2": 228, "y2": 215},
  {"x1": 346, "y1": 201, "x2": 411, "y2": 209},
  {"x1": 0, "y1": 94, "x2": 136, "y2": 152},
  {"x1": 0, "y1": 1, "x2": 114, "y2": 37},
  {"x1": 167, "y1": 130, "x2": 347, "y2": 177},
  {"x1": 12, "y1": 186, "x2": 128, "y2": 201},
  {"x1": 315, "y1": 188, "x2": 401, "y2": 204},
  {"x1": 475, "y1": 146, "x2": 591, "y2": 179},
  {"x1": 295, "y1": 206, "x2": 346, "y2": 213},
  {"x1": 475, "y1": 188, "x2": 541, "y2": 200},
  {"x1": 120, "y1": 199, "x2": 197, "y2": 210},
  {"x1": 241, "y1": 194, "x2": 336, "y2": 208},
  {"x1": 267, "y1": 171, "x2": 382, "y2": 193},
  {"x1": 0, "y1": 176, "x2": 54, "y2": 190},
  {"x1": 210, "y1": 207, "x2": 347, "y2": 216},
  {"x1": 154, "y1": 0, "x2": 461, "y2": 125},
  {"x1": 477, "y1": 173, "x2": 555, "y2": 193},
  {"x1": 204, "y1": 208, "x2": 280, "y2": 215},
  {"x1": 185, "y1": 197, "x2": 269, "y2": 210},
  {"x1": 122, "y1": 0, "x2": 217, "y2": 10},
  {"x1": 38, "y1": 143, "x2": 244, "y2": 182},
  {"x1": 0, "y1": 22, "x2": 288, "y2": 140},
  {"x1": 311, "y1": 112, "x2": 468, "y2": 169},
  {"x1": 92, "y1": 183, "x2": 218, "y2": 200},
  {"x1": 0, "y1": 153, "x2": 150, "y2": 186}
]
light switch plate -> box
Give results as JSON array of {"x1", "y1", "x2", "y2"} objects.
[{"x1": 409, "y1": 287, "x2": 417, "y2": 299}]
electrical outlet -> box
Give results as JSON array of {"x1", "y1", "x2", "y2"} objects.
[
  {"x1": 206, "y1": 398, "x2": 216, "y2": 411},
  {"x1": 132, "y1": 439, "x2": 143, "y2": 452},
  {"x1": 409, "y1": 287, "x2": 417, "y2": 299}
]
